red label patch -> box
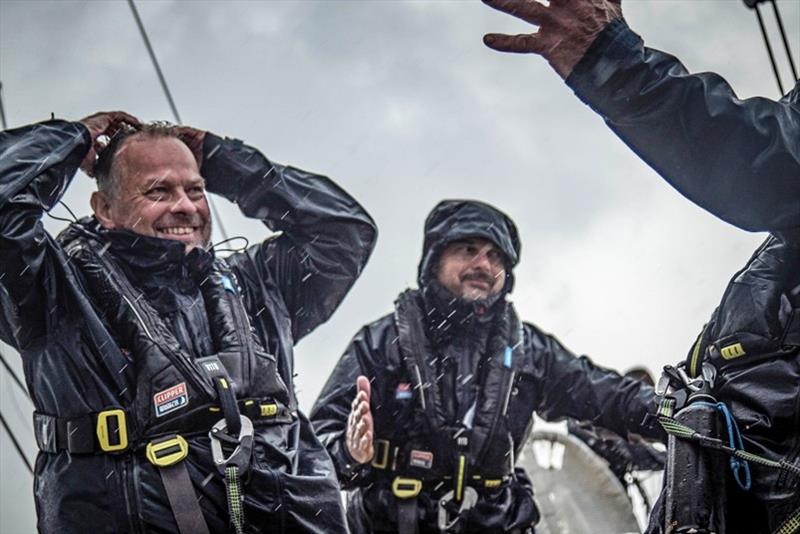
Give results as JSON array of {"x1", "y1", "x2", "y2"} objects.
[
  {"x1": 409, "y1": 449, "x2": 433, "y2": 469},
  {"x1": 154, "y1": 382, "x2": 188, "y2": 418}
]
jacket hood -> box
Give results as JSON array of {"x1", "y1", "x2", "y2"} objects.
[{"x1": 417, "y1": 199, "x2": 521, "y2": 293}]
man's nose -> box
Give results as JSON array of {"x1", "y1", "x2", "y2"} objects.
[
  {"x1": 170, "y1": 190, "x2": 198, "y2": 214},
  {"x1": 470, "y1": 250, "x2": 492, "y2": 271}
]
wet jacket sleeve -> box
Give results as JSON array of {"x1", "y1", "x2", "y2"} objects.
[
  {"x1": 0, "y1": 120, "x2": 90, "y2": 348},
  {"x1": 524, "y1": 325, "x2": 663, "y2": 441},
  {"x1": 566, "y1": 19, "x2": 800, "y2": 235},
  {"x1": 202, "y1": 133, "x2": 377, "y2": 341},
  {"x1": 309, "y1": 324, "x2": 375, "y2": 488}
]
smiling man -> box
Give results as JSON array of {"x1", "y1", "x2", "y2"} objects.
[
  {"x1": 311, "y1": 199, "x2": 663, "y2": 533},
  {"x1": 0, "y1": 111, "x2": 377, "y2": 533}
]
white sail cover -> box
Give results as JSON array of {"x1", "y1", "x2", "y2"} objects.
[{"x1": 518, "y1": 430, "x2": 642, "y2": 534}]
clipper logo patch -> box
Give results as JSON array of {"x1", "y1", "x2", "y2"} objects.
[
  {"x1": 154, "y1": 382, "x2": 189, "y2": 418},
  {"x1": 409, "y1": 450, "x2": 434, "y2": 469},
  {"x1": 395, "y1": 382, "x2": 413, "y2": 400}
]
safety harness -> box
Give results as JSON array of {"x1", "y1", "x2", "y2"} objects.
[
  {"x1": 32, "y1": 229, "x2": 293, "y2": 534},
  {"x1": 656, "y1": 362, "x2": 800, "y2": 534},
  {"x1": 374, "y1": 290, "x2": 524, "y2": 533}
]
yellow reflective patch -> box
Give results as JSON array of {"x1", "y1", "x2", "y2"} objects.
[
  {"x1": 484, "y1": 479, "x2": 502, "y2": 488},
  {"x1": 260, "y1": 403, "x2": 278, "y2": 417},
  {"x1": 720, "y1": 343, "x2": 746, "y2": 360}
]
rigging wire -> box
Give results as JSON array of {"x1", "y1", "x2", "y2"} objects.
[
  {"x1": 0, "y1": 349, "x2": 30, "y2": 401},
  {"x1": 753, "y1": 2, "x2": 785, "y2": 94},
  {"x1": 126, "y1": 0, "x2": 230, "y2": 242},
  {"x1": 0, "y1": 81, "x2": 7, "y2": 130},
  {"x1": 0, "y1": 412, "x2": 33, "y2": 475},
  {"x1": 769, "y1": 0, "x2": 798, "y2": 82}
]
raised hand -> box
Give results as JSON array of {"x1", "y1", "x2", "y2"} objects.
[
  {"x1": 78, "y1": 111, "x2": 140, "y2": 176},
  {"x1": 482, "y1": 0, "x2": 623, "y2": 79},
  {"x1": 176, "y1": 125, "x2": 206, "y2": 168},
  {"x1": 346, "y1": 375, "x2": 374, "y2": 464}
]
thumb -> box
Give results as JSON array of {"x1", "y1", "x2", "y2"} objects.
[{"x1": 356, "y1": 375, "x2": 371, "y2": 401}]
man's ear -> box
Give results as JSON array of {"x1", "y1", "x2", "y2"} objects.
[{"x1": 90, "y1": 191, "x2": 116, "y2": 229}]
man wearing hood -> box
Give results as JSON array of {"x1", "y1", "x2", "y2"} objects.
[
  {"x1": 311, "y1": 199, "x2": 663, "y2": 533},
  {"x1": 0, "y1": 112, "x2": 376, "y2": 533}
]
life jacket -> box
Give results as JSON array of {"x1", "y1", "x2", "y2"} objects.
[
  {"x1": 56, "y1": 224, "x2": 293, "y2": 444},
  {"x1": 369, "y1": 289, "x2": 524, "y2": 490},
  {"x1": 686, "y1": 234, "x2": 800, "y2": 378}
]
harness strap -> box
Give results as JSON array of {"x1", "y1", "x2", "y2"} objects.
[
  {"x1": 397, "y1": 498, "x2": 419, "y2": 534},
  {"x1": 147, "y1": 434, "x2": 211, "y2": 534},
  {"x1": 159, "y1": 462, "x2": 211, "y2": 534},
  {"x1": 34, "y1": 409, "x2": 130, "y2": 454}
]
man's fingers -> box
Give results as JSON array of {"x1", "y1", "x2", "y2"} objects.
[
  {"x1": 359, "y1": 432, "x2": 373, "y2": 457},
  {"x1": 482, "y1": 0, "x2": 550, "y2": 26},
  {"x1": 483, "y1": 33, "x2": 545, "y2": 54},
  {"x1": 356, "y1": 375, "x2": 371, "y2": 400}
]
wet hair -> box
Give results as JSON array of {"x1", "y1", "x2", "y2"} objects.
[{"x1": 93, "y1": 121, "x2": 181, "y2": 199}]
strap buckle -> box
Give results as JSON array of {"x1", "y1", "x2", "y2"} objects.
[
  {"x1": 437, "y1": 487, "x2": 478, "y2": 532},
  {"x1": 391, "y1": 476, "x2": 422, "y2": 499},
  {"x1": 372, "y1": 439, "x2": 390, "y2": 469},
  {"x1": 96, "y1": 409, "x2": 128, "y2": 452},
  {"x1": 146, "y1": 435, "x2": 189, "y2": 467},
  {"x1": 209, "y1": 415, "x2": 254, "y2": 476}
]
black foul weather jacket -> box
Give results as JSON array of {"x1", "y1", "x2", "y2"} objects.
[
  {"x1": 310, "y1": 200, "x2": 662, "y2": 533},
  {"x1": 567, "y1": 19, "x2": 800, "y2": 533},
  {"x1": 0, "y1": 120, "x2": 377, "y2": 533}
]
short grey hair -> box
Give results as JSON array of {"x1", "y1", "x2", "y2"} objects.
[{"x1": 93, "y1": 121, "x2": 182, "y2": 199}]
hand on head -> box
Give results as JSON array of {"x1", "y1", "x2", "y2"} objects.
[
  {"x1": 346, "y1": 375, "x2": 375, "y2": 464},
  {"x1": 176, "y1": 126, "x2": 206, "y2": 168},
  {"x1": 79, "y1": 111, "x2": 141, "y2": 177},
  {"x1": 482, "y1": 0, "x2": 623, "y2": 79}
]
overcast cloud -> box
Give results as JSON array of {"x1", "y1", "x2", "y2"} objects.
[{"x1": 1, "y1": 0, "x2": 798, "y2": 531}]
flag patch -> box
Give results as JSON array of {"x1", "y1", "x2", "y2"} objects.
[
  {"x1": 395, "y1": 382, "x2": 413, "y2": 400},
  {"x1": 154, "y1": 382, "x2": 189, "y2": 418}
]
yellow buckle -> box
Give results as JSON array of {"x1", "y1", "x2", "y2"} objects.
[
  {"x1": 392, "y1": 477, "x2": 422, "y2": 499},
  {"x1": 484, "y1": 479, "x2": 502, "y2": 488},
  {"x1": 96, "y1": 409, "x2": 128, "y2": 452},
  {"x1": 372, "y1": 439, "x2": 390, "y2": 469},
  {"x1": 146, "y1": 435, "x2": 189, "y2": 467},
  {"x1": 260, "y1": 403, "x2": 278, "y2": 417}
]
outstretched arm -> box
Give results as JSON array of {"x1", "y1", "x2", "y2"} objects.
[
  {"x1": 525, "y1": 326, "x2": 663, "y2": 441},
  {"x1": 0, "y1": 112, "x2": 138, "y2": 348},
  {"x1": 483, "y1": 0, "x2": 800, "y2": 234},
  {"x1": 202, "y1": 133, "x2": 377, "y2": 341}
]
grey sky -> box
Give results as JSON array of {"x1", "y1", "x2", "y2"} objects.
[{"x1": 1, "y1": 0, "x2": 798, "y2": 531}]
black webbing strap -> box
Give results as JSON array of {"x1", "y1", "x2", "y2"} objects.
[
  {"x1": 146, "y1": 434, "x2": 211, "y2": 534},
  {"x1": 397, "y1": 498, "x2": 419, "y2": 534},
  {"x1": 159, "y1": 461, "x2": 211, "y2": 534},
  {"x1": 34, "y1": 410, "x2": 130, "y2": 454},
  {"x1": 196, "y1": 355, "x2": 241, "y2": 435}
]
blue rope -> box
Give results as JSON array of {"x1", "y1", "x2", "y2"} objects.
[{"x1": 695, "y1": 401, "x2": 752, "y2": 490}]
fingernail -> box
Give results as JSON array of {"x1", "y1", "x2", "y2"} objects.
[{"x1": 484, "y1": 35, "x2": 495, "y2": 45}]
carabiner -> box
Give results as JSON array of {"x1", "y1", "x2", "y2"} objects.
[
  {"x1": 209, "y1": 414, "x2": 254, "y2": 475},
  {"x1": 437, "y1": 487, "x2": 478, "y2": 532}
]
